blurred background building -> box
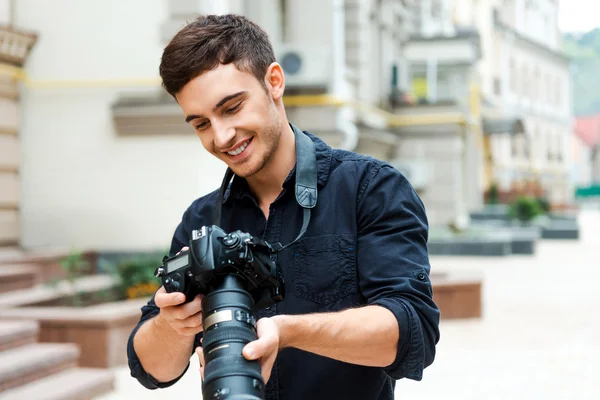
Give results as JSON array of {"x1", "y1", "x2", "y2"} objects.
[{"x1": 0, "y1": 0, "x2": 591, "y2": 253}]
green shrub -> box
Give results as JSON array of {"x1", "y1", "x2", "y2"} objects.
[
  {"x1": 508, "y1": 196, "x2": 544, "y2": 223},
  {"x1": 100, "y1": 254, "x2": 163, "y2": 300},
  {"x1": 487, "y1": 182, "x2": 499, "y2": 205},
  {"x1": 536, "y1": 197, "x2": 551, "y2": 213}
]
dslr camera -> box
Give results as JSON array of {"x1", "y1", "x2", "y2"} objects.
[{"x1": 155, "y1": 225, "x2": 285, "y2": 400}]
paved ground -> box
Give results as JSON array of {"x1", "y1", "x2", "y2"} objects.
[{"x1": 97, "y1": 208, "x2": 600, "y2": 400}]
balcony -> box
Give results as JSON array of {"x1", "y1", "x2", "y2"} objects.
[
  {"x1": 404, "y1": 29, "x2": 481, "y2": 67},
  {"x1": 0, "y1": 25, "x2": 38, "y2": 67}
]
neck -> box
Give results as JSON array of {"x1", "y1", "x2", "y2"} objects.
[{"x1": 246, "y1": 123, "x2": 296, "y2": 206}]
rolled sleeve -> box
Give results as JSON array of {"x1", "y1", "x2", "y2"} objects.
[{"x1": 356, "y1": 164, "x2": 440, "y2": 381}]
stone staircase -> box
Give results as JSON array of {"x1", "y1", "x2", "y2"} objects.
[
  {"x1": 0, "y1": 247, "x2": 115, "y2": 399},
  {"x1": 0, "y1": 320, "x2": 114, "y2": 399}
]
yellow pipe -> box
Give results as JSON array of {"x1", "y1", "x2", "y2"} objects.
[
  {"x1": 23, "y1": 77, "x2": 162, "y2": 89},
  {"x1": 0, "y1": 64, "x2": 161, "y2": 88},
  {"x1": 283, "y1": 94, "x2": 467, "y2": 127}
]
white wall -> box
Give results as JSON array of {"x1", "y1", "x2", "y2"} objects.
[
  {"x1": 16, "y1": 0, "x2": 226, "y2": 251},
  {"x1": 0, "y1": 0, "x2": 11, "y2": 25}
]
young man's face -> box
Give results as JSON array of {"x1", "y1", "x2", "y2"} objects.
[{"x1": 177, "y1": 63, "x2": 283, "y2": 178}]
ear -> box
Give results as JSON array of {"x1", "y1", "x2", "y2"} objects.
[{"x1": 265, "y1": 62, "x2": 285, "y2": 101}]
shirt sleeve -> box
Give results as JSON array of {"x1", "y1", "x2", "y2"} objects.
[
  {"x1": 356, "y1": 163, "x2": 440, "y2": 381},
  {"x1": 126, "y1": 207, "x2": 203, "y2": 389}
]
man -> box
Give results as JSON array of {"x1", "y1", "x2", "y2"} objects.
[{"x1": 127, "y1": 14, "x2": 440, "y2": 400}]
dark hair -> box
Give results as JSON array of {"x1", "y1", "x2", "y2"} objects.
[{"x1": 159, "y1": 14, "x2": 276, "y2": 97}]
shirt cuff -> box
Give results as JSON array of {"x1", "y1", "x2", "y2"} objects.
[
  {"x1": 127, "y1": 317, "x2": 192, "y2": 389},
  {"x1": 371, "y1": 297, "x2": 425, "y2": 381}
]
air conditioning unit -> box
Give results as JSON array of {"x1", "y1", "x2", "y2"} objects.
[
  {"x1": 275, "y1": 44, "x2": 332, "y2": 91},
  {"x1": 390, "y1": 159, "x2": 431, "y2": 190}
]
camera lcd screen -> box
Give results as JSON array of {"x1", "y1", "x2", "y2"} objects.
[{"x1": 167, "y1": 253, "x2": 189, "y2": 273}]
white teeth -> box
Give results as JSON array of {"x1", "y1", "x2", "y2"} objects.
[{"x1": 227, "y1": 140, "x2": 250, "y2": 156}]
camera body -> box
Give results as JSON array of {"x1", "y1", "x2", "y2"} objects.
[
  {"x1": 155, "y1": 225, "x2": 286, "y2": 399},
  {"x1": 155, "y1": 225, "x2": 284, "y2": 310}
]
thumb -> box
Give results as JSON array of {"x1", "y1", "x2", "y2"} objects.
[{"x1": 243, "y1": 339, "x2": 266, "y2": 361}]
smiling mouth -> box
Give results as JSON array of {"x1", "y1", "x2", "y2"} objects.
[{"x1": 226, "y1": 139, "x2": 251, "y2": 156}]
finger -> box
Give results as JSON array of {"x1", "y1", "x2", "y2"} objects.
[
  {"x1": 172, "y1": 295, "x2": 203, "y2": 320},
  {"x1": 176, "y1": 246, "x2": 190, "y2": 255},
  {"x1": 182, "y1": 310, "x2": 203, "y2": 330},
  {"x1": 196, "y1": 347, "x2": 205, "y2": 380},
  {"x1": 243, "y1": 335, "x2": 275, "y2": 361},
  {"x1": 173, "y1": 326, "x2": 203, "y2": 337},
  {"x1": 154, "y1": 287, "x2": 186, "y2": 308}
]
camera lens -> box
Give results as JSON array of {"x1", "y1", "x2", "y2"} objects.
[{"x1": 201, "y1": 274, "x2": 264, "y2": 400}]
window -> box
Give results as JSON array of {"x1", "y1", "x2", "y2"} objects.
[
  {"x1": 494, "y1": 77, "x2": 502, "y2": 96},
  {"x1": 521, "y1": 65, "x2": 528, "y2": 98},
  {"x1": 510, "y1": 58, "x2": 517, "y2": 92},
  {"x1": 543, "y1": 73, "x2": 549, "y2": 105},
  {"x1": 555, "y1": 77, "x2": 561, "y2": 107},
  {"x1": 533, "y1": 66, "x2": 540, "y2": 101},
  {"x1": 547, "y1": 131, "x2": 553, "y2": 161},
  {"x1": 523, "y1": 132, "x2": 530, "y2": 159},
  {"x1": 431, "y1": 0, "x2": 442, "y2": 19}
]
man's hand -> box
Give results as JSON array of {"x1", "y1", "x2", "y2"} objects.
[
  {"x1": 196, "y1": 317, "x2": 281, "y2": 383},
  {"x1": 243, "y1": 318, "x2": 281, "y2": 382},
  {"x1": 154, "y1": 247, "x2": 204, "y2": 337}
]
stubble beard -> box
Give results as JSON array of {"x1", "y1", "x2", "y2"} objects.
[{"x1": 234, "y1": 113, "x2": 282, "y2": 179}]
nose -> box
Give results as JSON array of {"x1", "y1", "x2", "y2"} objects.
[{"x1": 212, "y1": 121, "x2": 236, "y2": 150}]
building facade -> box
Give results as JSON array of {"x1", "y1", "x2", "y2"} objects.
[
  {"x1": 4, "y1": 0, "x2": 579, "y2": 252},
  {"x1": 453, "y1": 0, "x2": 574, "y2": 205}
]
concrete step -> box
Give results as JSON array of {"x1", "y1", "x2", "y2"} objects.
[
  {"x1": 0, "y1": 248, "x2": 23, "y2": 265},
  {"x1": 0, "y1": 342, "x2": 80, "y2": 392},
  {"x1": 0, "y1": 320, "x2": 38, "y2": 351},
  {"x1": 0, "y1": 265, "x2": 39, "y2": 293},
  {"x1": 0, "y1": 368, "x2": 115, "y2": 400}
]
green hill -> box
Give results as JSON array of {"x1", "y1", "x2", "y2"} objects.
[{"x1": 563, "y1": 29, "x2": 600, "y2": 116}]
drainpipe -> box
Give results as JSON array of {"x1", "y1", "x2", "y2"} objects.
[
  {"x1": 332, "y1": 0, "x2": 358, "y2": 151},
  {"x1": 8, "y1": 0, "x2": 15, "y2": 27}
]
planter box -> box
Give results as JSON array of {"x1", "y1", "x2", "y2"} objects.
[
  {"x1": 507, "y1": 226, "x2": 540, "y2": 255},
  {"x1": 470, "y1": 204, "x2": 511, "y2": 222},
  {"x1": 428, "y1": 236, "x2": 512, "y2": 256},
  {"x1": 0, "y1": 275, "x2": 146, "y2": 368},
  {"x1": 548, "y1": 213, "x2": 578, "y2": 222},
  {"x1": 431, "y1": 272, "x2": 482, "y2": 319},
  {"x1": 541, "y1": 220, "x2": 580, "y2": 240}
]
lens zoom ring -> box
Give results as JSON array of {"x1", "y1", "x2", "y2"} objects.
[
  {"x1": 203, "y1": 354, "x2": 263, "y2": 385},
  {"x1": 202, "y1": 325, "x2": 257, "y2": 350}
]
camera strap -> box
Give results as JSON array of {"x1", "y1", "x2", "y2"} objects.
[{"x1": 214, "y1": 124, "x2": 318, "y2": 253}]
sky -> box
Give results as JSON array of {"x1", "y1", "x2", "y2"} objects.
[{"x1": 558, "y1": 0, "x2": 600, "y2": 33}]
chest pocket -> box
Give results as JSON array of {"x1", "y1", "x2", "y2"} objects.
[{"x1": 293, "y1": 234, "x2": 357, "y2": 305}]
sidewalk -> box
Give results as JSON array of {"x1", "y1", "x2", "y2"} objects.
[{"x1": 96, "y1": 210, "x2": 600, "y2": 400}]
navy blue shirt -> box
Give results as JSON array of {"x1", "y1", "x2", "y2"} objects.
[{"x1": 127, "y1": 131, "x2": 440, "y2": 400}]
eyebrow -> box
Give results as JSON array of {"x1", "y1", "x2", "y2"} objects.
[{"x1": 185, "y1": 91, "x2": 247, "y2": 123}]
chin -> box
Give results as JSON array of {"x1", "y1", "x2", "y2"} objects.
[{"x1": 229, "y1": 161, "x2": 262, "y2": 178}]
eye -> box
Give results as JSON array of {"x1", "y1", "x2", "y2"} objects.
[
  {"x1": 225, "y1": 101, "x2": 243, "y2": 114},
  {"x1": 195, "y1": 120, "x2": 210, "y2": 131}
]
